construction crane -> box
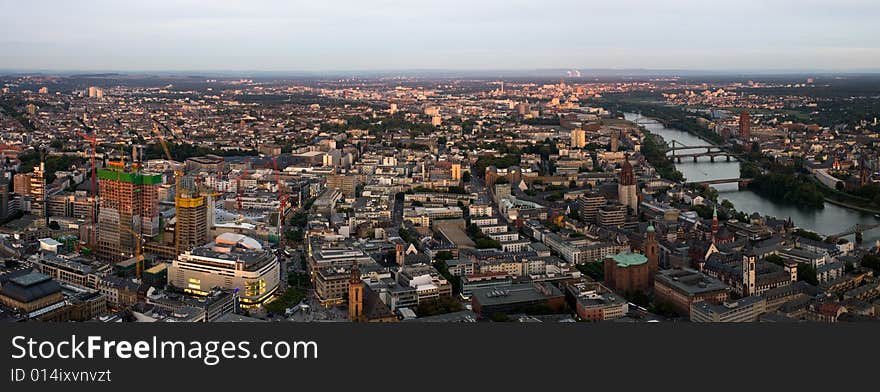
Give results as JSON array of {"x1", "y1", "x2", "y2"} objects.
[
  {"x1": 233, "y1": 157, "x2": 253, "y2": 219},
  {"x1": 119, "y1": 225, "x2": 145, "y2": 279},
  {"x1": 75, "y1": 131, "x2": 99, "y2": 202},
  {"x1": 151, "y1": 119, "x2": 185, "y2": 256}
]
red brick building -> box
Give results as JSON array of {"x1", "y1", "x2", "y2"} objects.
[{"x1": 604, "y1": 252, "x2": 652, "y2": 294}]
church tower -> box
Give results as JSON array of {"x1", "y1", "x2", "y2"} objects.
[
  {"x1": 618, "y1": 154, "x2": 638, "y2": 215},
  {"x1": 741, "y1": 252, "x2": 757, "y2": 297},
  {"x1": 645, "y1": 224, "x2": 658, "y2": 280},
  {"x1": 711, "y1": 205, "x2": 719, "y2": 243},
  {"x1": 348, "y1": 261, "x2": 364, "y2": 322}
]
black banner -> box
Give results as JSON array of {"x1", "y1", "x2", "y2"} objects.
[{"x1": 1, "y1": 323, "x2": 875, "y2": 391}]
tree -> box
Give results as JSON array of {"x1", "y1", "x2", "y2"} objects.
[
  {"x1": 765, "y1": 254, "x2": 784, "y2": 266},
  {"x1": 415, "y1": 296, "x2": 463, "y2": 317},
  {"x1": 797, "y1": 262, "x2": 818, "y2": 285},
  {"x1": 461, "y1": 171, "x2": 472, "y2": 183}
]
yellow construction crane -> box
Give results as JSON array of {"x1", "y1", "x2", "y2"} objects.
[
  {"x1": 152, "y1": 121, "x2": 185, "y2": 256},
  {"x1": 119, "y1": 225, "x2": 145, "y2": 279}
]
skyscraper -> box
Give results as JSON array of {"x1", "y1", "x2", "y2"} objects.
[
  {"x1": 618, "y1": 154, "x2": 638, "y2": 214},
  {"x1": 29, "y1": 161, "x2": 46, "y2": 220},
  {"x1": 96, "y1": 166, "x2": 162, "y2": 262},
  {"x1": 739, "y1": 111, "x2": 751, "y2": 140}
]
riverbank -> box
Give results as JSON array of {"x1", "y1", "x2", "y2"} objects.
[
  {"x1": 823, "y1": 197, "x2": 880, "y2": 214},
  {"x1": 626, "y1": 106, "x2": 870, "y2": 213},
  {"x1": 623, "y1": 111, "x2": 880, "y2": 245}
]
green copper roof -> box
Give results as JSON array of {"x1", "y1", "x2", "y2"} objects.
[
  {"x1": 610, "y1": 252, "x2": 648, "y2": 267},
  {"x1": 97, "y1": 169, "x2": 162, "y2": 185}
]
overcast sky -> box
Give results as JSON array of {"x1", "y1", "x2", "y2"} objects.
[{"x1": 1, "y1": 0, "x2": 878, "y2": 72}]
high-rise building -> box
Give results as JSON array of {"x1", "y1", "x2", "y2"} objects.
[
  {"x1": 597, "y1": 205, "x2": 626, "y2": 228},
  {"x1": 739, "y1": 111, "x2": 751, "y2": 140},
  {"x1": 617, "y1": 154, "x2": 638, "y2": 214},
  {"x1": 575, "y1": 192, "x2": 606, "y2": 223},
  {"x1": 570, "y1": 128, "x2": 586, "y2": 148},
  {"x1": 29, "y1": 161, "x2": 46, "y2": 219},
  {"x1": 13, "y1": 173, "x2": 31, "y2": 195},
  {"x1": 176, "y1": 195, "x2": 208, "y2": 251},
  {"x1": 96, "y1": 167, "x2": 162, "y2": 262}
]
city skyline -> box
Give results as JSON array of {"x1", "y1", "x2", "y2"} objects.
[{"x1": 2, "y1": 0, "x2": 880, "y2": 72}]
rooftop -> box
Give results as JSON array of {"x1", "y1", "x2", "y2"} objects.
[{"x1": 609, "y1": 252, "x2": 647, "y2": 267}]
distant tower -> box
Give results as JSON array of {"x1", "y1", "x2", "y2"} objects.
[
  {"x1": 348, "y1": 261, "x2": 364, "y2": 322},
  {"x1": 711, "y1": 205, "x2": 719, "y2": 243},
  {"x1": 860, "y1": 158, "x2": 871, "y2": 187},
  {"x1": 618, "y1": 154, "x2": 638, "y2": 214},
  {"x1": 645, "y1": 224, "x2": 658, "y2": 279},
  {"x1": 395, "y1": 243, "x2": 405, "y2": 267},
  {"x1": 741, "y1": 253, "x2": 757, "y2": 297},
  {"x1": 739, "y1": 111, "x2": 751, "y2": 140},
  {"x1": 610, "y1": 130, "x2": 620, "y2": 152}
]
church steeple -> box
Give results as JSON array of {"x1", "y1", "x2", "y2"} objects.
[
  {"x1": 645, "y1": 224, "x2": 658, "y2": 282},
  {"x1": 348, "y1": 261, "x2": 364, "y2": 322},
  {"x1": 619, "y1": 153, "x2": 635, "y2": 186},
  {"x1": 711, "y1": 206, "x2": 719, "y2": 243}
]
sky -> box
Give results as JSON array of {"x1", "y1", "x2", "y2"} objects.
[{"x1": 1, "y1": 0, "x2": 878, "y2": 72}]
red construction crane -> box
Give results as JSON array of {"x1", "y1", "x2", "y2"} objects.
[{"x1": 233, "y1": 157, "x2": 253, "y2": 217}]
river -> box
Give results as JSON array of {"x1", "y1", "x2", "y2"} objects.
[{"x1": 625, "y1": 113, "x2": 880, "y2": 246}]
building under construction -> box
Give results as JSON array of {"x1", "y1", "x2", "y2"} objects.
[
  {"x1": 96, "y1": 166, "x2": 162, "y2": 262},
  {"x1": 176, "y1": 194, "x2": 208, "y2": 251}
]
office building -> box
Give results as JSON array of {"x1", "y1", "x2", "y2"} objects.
[
  {"x1": 575, "y1": 192, "x2": 605, "y2": 223},
  {"x1": 167, "y1": 233, "x2": 279, "y2": 308},
  {"x1": 470, "y1": 282, "x2": 565, "y2": 318},
  {"x1": 654, "y1": 268, "x2": 730, "y2": 317},
  {"x1": 29, "y1": 161, "x2": 46, "y2": 218},
  {"x1": 566, "y1": 281, "x2": 628, "y2": 321},
  {"x1": 690, "y1": 296, "x2": 766, "y2": 322}
]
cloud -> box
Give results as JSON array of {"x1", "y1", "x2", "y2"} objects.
[{"x1": 0, "y1": 0, "x2": 877, "y2": 71}]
